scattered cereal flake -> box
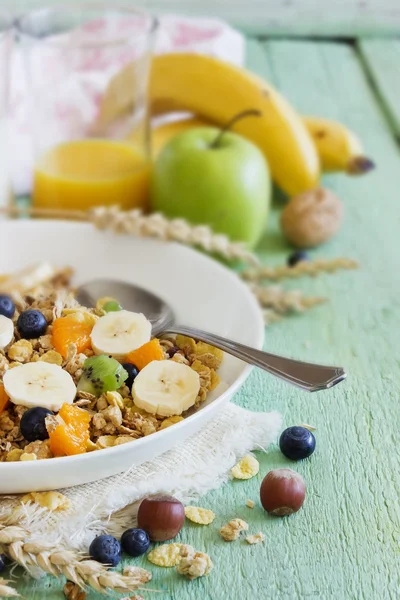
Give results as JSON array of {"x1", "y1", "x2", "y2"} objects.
[
  {"x1": 159, "y1": 416, "x2": 184, "y2": 430},
  {"x1": 6, "y1": 448, "x2": 23, "y2": 462},
  {"x1": 20, "y1": 452, "x2": 37, "y2": 461},
  {"x1": 219, "y1": 519, "x2": 249, "y2": 542},
  {"x1": 246, "y1": 532, "x2": 265, "y2": 545},
  {"x1": 176, "y1": 545, "x2": 213, "y2": 580},
  {"x1": 7, "y1": 340, "x2": 33, "y2": 363},
  {"x1": 246, "y1": 499, "x2": 255, "y2": 509},
  {"x1": 147, "y1": 543, "x2": 183, "y2": 567},
  {"x1": 184, "y1": 506, "x2": 216, "y2": 525},
  {"x1": 122, "y1": 565, "x2": 152, "y2": 583},
  {"x1": 39, "y1": 350, "x2": 63, "y2": 366},
  {"x1": 105, "y1": 391, "x2": 124, "y2": 409},
  {"x1": 231, "y1": 455, "x2": 260, "y2": 480},
  {"x1": 22, "y1": 491, "x2": 71, "y2": 511},
  {"x1": 96, "y1": 435, "x2": 117, "y2": 448},
  {"x1": 298, "y1": 423, "x2": 317, "y2": 431}
]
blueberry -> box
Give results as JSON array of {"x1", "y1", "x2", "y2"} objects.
[
  {"x1": 0, "y1": 295, "x2": 15, "y2": 319},
  {"x1": 121, "y1": 363, "x2": 139, "y2": 389},
  {"x1": 167, "y1": 345, "x2": 180, "y2": 358},
  {"x1": 20, "y1": 407, "x2": 54, "y2": 442},
  {"x1": 279, "y1": 426, "x2": 316, "y2": 460},
  {"x1": 287, "y1": 250, "x2": 310, "y2": 268},
  {"x1": 17, "y1": 309, "x2": 47, "y2": 339},
  {"x1": 0, "y1": 554, "x2": 6, "y2": 573},
  {"x1": 89, "y1": 534, "x2": 121, "y2": 567},
  {"x1": 121, "y1": 528, "x2": 150, "y2": 557}
]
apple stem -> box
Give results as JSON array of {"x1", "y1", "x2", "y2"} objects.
[{"x1": 210, "y1": 109, "x2": 262, "y2": 149}]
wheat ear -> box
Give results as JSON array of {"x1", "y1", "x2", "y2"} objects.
[
  {"x1": 0, "y1": 525, "x2": 151, "y2": 595},
  {"x1": 250, "y1": 284, "x2": 326, "y2": 314},
  {"x1": 241, "y1": 257, "x2": 359, "y2": 282},
  {"x1": 0, "y1": 578, "x2": 20, "y2": 597}
]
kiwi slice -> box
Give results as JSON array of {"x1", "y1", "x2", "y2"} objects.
[{"x1": 77, "y1": 355, "x2": 128, "y2": 397}]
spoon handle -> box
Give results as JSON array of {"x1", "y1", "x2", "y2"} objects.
[{"x1": 162, "y1": 325, "x2": 346, "y2": 392}]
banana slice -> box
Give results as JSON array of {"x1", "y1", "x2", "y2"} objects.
[
  {"x1": 3, "y1": 362, "x2": 76, "y2": 411},
  {"x1": 0, "y1": 315, "x2": 14, "y2": 349},
  {"x1": 91, "y1": 310, "x2": 152, "y2": 360},
  {"x1": 133, "y1": 360, "x2": 200, "y2": 417}
]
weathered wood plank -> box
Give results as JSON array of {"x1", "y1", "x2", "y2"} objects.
[
  {"x1": 358, "y1": 39, "x2": 400, "y2": 137},
  {"x1": 8, "y1": 0, "x2": 400, "y2": 37}
]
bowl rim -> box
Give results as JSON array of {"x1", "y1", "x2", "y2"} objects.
[{"x1": 0, "y1": 219, "x2": 265, "y2": 469}]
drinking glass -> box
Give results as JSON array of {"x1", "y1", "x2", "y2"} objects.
[
  {"x1": 0, "y1": 15, "x2": 12, "y2": 212},
  {"x1": 16, "y1": 3, "x2": 157, "y2": 212}
]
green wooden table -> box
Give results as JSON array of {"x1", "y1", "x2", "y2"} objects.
[{"x1": 10, "y1": 34, "x2": 400, "y2": 600}]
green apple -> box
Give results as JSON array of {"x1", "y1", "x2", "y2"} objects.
[{"x1": 150, "y1": 127, "x2": 271, "y2": 249}]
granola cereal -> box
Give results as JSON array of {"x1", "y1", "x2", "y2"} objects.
[
  {"x1": 219, "y1": 519, "x2": 249, "y2": 542},
  {"x1": 245, "y1": 499, "x2": 255, "y2": 509},
  {"x1": 176, "y1": 545, "x2": 213, "y2": 580},
  {"x1": 231, "y1": 455, "x2": 260, "y2": 480},
  {"x1": 0, "y1": 265, "x2": 223, "y2": 460},
  {"x1": 147, "y1": 543, "x2": 183, "y2": 567},
  {"x1": 184, "y1": 506, "x2": 216, "y2": 525},
  {"x1": 246, "y1": 533, "x2": 265, "y2": 545}
]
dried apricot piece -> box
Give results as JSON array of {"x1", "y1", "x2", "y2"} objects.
[
  {"x1": 52, "y1": 315, "x2": 93, "y2": 358},
  {"x1": 0, "y1": 382, "x2": 9, "y2": 413},
  {"x1": 49, "y1": 403, "x2": 91, "y2": 457},
  {"x1": 125, "y1": 338, "x2": 164, "y2": 370}
]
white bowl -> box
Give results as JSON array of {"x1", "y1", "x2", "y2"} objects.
[{"x1": 0, "y1": 220, "x2": 264, "y2": 493}]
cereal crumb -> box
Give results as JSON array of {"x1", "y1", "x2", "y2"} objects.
[
  {"x1": 105, "y1": 391, "x2": 124, "y2": 409},
  {"x1": 5, "y1": 448, "x2": 23, "y2": 462},
  {"x1": 176, "y1": 544, "x2": 213, "y2": 580},
  {"x1": 39, "y1": 350, "x2": 63, "y2": 366},
  {"x1": 147, "y1": 543, "x2": 183, "y2": 567},
  {"x1": 7, "y1": 340, "x2": 33, "y2": 363},
  {"x1": 20, "y1": 452, "x2": 37, "y2": 461},
  {"x1": 63, "y1": 581, "x2": 86, "y2": 600},
  {"x1": 22, "y1": 491, "x2": 71, "y2": 511},
  {"x1": 246, "y1": 532, "x2": 265, "y2": 545},
  {"x1": 246, "y1": 499, "x2": 255, "y2": 509},
  {"x1": 219, "y1": 518, "x2": 249, "y2": 542},
  {"x1": 184, "y1": 506, "x2": 215, "y2": 525},
  {"x1": 231, "y1": 455, "x2": 260, "y2": 480},
  {"x1": 159, "y1": 415, "x2": 184, "y2": 430},
  {"x1": 122, "y1": 565, "x2": 152, "y2": 583}
]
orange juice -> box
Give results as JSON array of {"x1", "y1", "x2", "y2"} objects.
[{"x1": 33, "y1": 139, "x2": 151, "y2": 211}]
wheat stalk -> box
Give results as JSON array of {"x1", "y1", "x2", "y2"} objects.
[
  {"x1": 250, "y1": 284, "x2": 326, "y2": 315},
  {"x1": 0, "y1": 525, "x2": 151, "y2": 595},
  {"x1": 0, "y1": 205, "x2": 259, "y2": 267},
  {"x1": 241, "y1": 257, "x2": 359, "y2": 282},
  {"x1": 0, "y1": 578, "x2": 20, "y2": 597}
]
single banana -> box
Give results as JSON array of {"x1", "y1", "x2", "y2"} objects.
[
  {"x1": 149, "y1": 54, "x2": 319, "y2": 197},
  {"x1": 152, "y1": 116, "x2": 374, "y2": 176},
  {"x1": 303, "y1": 117, "x2": 375, "y2": 175},
  {"x1": 132, "y1": 360, "x2": 200, "y2": 417},
  {"x1": 3, "y1": 362, "x2": 76, "y2": 411},
  {"x1": 91, "y1": 310, "x2": 152, "y2": 360},
  {"x1": 0, "y1": 315, "x2": 14, "y2": 349},
  {"x1": 0, "y1": 262, "x2": 56, "y2": 294}
]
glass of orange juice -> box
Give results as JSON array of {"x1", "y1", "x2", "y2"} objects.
[{"x1": 16, "y1": 3, "x2": 157, "y2": 212}]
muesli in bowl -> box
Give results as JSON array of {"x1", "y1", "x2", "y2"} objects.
[{"x1": 0, "y1": 265, "x2": 222, "y2": 462}]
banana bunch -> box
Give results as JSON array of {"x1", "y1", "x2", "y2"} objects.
[{"x1": 148, "y1": 54, "x2": 374, "y2": 195}]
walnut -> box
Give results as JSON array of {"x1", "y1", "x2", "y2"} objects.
[{"x1": 281, "y1": 187, "x2": 343, "y2": 248}]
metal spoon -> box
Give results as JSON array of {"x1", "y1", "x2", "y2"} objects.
[{"x1": 76, "y1": 279, "x2": 346, "y2": 392}]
